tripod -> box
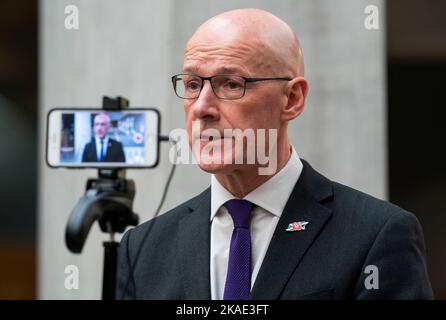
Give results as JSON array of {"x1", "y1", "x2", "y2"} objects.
[{"x1": 65, "y1": 96, "x2": 139, "y2": 299}]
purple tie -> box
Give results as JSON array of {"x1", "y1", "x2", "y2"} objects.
[
  {"x1": 99, "y1": 139, "x2": 104, "y2": 161},
  {"x1": 223, "y1": 199, "x2": 253, "y2": 300}
]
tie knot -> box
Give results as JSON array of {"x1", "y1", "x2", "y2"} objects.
[{"x1": 224, "y1": 199, "x2": 253, "y2": 229}]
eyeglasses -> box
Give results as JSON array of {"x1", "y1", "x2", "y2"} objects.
[
  {"x1": 94, "y1": 122, "x2": 109, "y2": 127},
  {"x1": 171, "y1": 74, "x2": 292, "y2": 100}
]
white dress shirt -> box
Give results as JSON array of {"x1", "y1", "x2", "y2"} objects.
[
  {"x1": 95, "y1": 136, "x2": 109, "y2": 161},
  {"x1": 210, "y1": 146, "x2": 303, "y2": 300}
]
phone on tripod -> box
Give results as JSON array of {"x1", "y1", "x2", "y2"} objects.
[{"x1": 46, "y1": 107, "x2": 160, "y2": 168}]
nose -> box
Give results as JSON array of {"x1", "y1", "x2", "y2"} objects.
[{"x1": 191, "y1": 80, "x2": 220, "y2": 121}]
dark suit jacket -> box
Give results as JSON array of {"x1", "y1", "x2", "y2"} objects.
[
  {"x1": 81, "y1": 138, "x2": 125, "y2": 162},
  {"x1": 116, "y1": 160, "x2": 433, "y2": 299}
]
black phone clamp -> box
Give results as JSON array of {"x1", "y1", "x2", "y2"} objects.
[{"x1": 65, "y1": 96, "x2": 139, "y2": 300}]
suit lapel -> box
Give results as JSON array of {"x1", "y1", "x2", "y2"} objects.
[
  {"x1": 250, "y1": 161, "x2": 333, "y2": 299},
  {"x1": 178, "y1": 188, "x2": 212, "y2": 299},
  {"x1": 90, "y1": 140, "x2": 98, "y2": 161}
]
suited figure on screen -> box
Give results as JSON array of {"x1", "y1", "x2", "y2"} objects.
[{"x1": 81, "y1": 113, "x2": 126, "y2": 162}]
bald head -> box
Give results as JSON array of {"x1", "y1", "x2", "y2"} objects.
[
  {"x1": 185, "y1": 8, "x2": 304, "y2": 77},
  {"x1": 93, "y1": 113, "x2": 111, "y2": 139}
]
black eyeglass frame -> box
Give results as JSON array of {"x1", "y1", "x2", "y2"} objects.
[{"x1": 171, "y1": 73, "x2": 293, "y2": 100}]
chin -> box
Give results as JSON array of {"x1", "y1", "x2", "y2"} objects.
[
  {"x1": 197, "y1": 162, "x2": 235, "y2": 174},
  {"x1": 193, "y1": 149, "x2": 233, "y2": 174}
]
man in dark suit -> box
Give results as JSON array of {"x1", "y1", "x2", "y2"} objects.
[
  {"x1": 117, "y1": 9, "x2": 433, "y2": 299},
  {"x1": 81, "y1": 113, "x2": 125, "y2": 162}
]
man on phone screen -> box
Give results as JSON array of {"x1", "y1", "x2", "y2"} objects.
[{"x1": 81, "y1": 113, "x2": 126, "y2": 162}]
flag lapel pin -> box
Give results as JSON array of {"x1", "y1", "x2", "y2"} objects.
[{"x1": 285, "y1": 221, "x2": 309, "y2": 232}]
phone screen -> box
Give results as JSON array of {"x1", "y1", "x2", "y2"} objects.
[{"x1": 46, "y1": 108, "x2": 160, "y2": 168}]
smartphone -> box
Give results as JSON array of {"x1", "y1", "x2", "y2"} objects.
[{"x1": 46, "y1": 108, "x2": 160, "y2": 168}]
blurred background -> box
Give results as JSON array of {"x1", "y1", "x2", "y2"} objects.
[{"x1": 0, "y1": 0, "x2": 444, "y2": 299}]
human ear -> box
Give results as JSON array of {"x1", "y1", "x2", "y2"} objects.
[{"x1": 281, "y1": 76, "x2": 308, "y2": 121}]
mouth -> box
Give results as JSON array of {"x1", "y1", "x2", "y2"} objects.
[
  {"x1": 200, "y1": 135, "x2": 220, "y2": 141},
  {"x1": 192, "y1": 128, "x2": 238, "y2": 144}
]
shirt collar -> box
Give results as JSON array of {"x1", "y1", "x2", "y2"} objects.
[
  {"x1": 210, "y1": 145, "x2": 303, "y2": 221},
  {"x1": 95, "y1": 136, "x2": 109, "y2": 145}
]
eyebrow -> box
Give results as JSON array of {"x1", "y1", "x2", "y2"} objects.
[{"x1": 183, "y1": 66, "x2": 248, "y2": 76}]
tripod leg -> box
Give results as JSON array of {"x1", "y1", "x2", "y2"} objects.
[{"x1": 102, "y1": 241, "x2": 119, "y2": 300}]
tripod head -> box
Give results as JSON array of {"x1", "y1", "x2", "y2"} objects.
[{"x1": 65, "y1": 169, "x2": 139, "y2": 253}]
